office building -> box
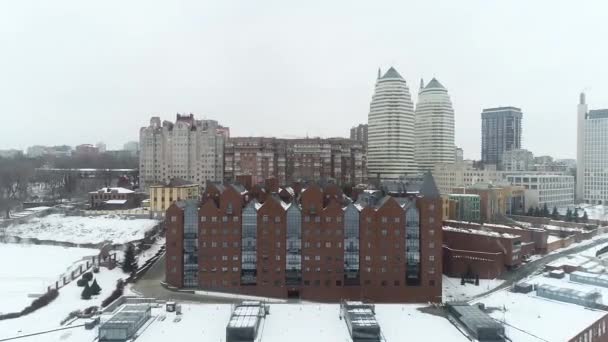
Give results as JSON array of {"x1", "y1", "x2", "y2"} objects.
[
  {"x1": 139, "y1": 114, "x2": 225, "y2": 190},
  {"x1": 165, "y1": 173, "x2": 443, "y2": 303},
  {"x1": 577, "y1": 93, "x2": 608, "y2": 204},
  {"x1": 414, "y1": 78, "x2": 455, "y2": 171},
  {"x1": 447, "y1": 194, "x2": 481, "y2": 222},
  {"x1": 367, "y1": 67, "x2": 417, "y2": 179},
  {"x1": 432, "y1": 162, "x2": 504, "y2": 195},
  {"x1": 505, "y1": 174, "x2": 574, "y2": 209},
  {"x1": 455, "y1": 147, "x2": 464, "y2": 163},
  {"x1": 501, "y1": 148, "x2": 534, "y2": 171},
  {"x1": 149, "y1": 178, "x2": 200, "y2": 216},
  {"x1": 481, "y1": 107, "x2": 522, "y2": 166}
]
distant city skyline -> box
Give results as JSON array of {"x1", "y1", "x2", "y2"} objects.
[{"x1": 3, "y1": 1, "x2": 608, "y2": 159}]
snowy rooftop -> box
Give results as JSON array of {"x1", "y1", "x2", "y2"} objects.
[
  {"x1": 89, "y1": 187, "x2": 134, "y2": 194},
  {"x1": 443, "y1": 226, "x2": 520, "y2": 239},
  {"x1": 7, "y1": 303, "x2": 471, "y2": 342},
  {"x1": 105, "y1": 199, "x2": 128, "y2": 205},
  {"x1": 475, "y1": 284, "x2": 607, "y2": 342},
  {"x1": 546, "y1": 254, "x2": 593, "y2": 269}
]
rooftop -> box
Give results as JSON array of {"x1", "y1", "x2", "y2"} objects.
[
  {"x1": 443, "y1": 226, "x2": 520, "y2": 239},
  {"x1": 90, "y1": 187, "x2": 134, "y2": 194}
]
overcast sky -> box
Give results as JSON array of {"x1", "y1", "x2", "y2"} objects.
[{"x1": 1, "y1": 0, "x2": 607, "y2": 159}]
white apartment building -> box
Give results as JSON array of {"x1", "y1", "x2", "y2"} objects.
[
  {"x1": 501, "y1": 148, "x2": 534, "y2": 171},
  {"x1": 414, "y1": 78, "x2": 455, "y2": 171},
  {"x1": 432, "y1": 162, "x2": 504, "y2": 194},
  {"x1": 367, "y1": 67, "x2": 417, "y2": 179},
  {"x1": 139, "y1": 114, "x2": 225, "y2": 190},
  {"x1": 577, "y1": 93, "x2": 608, "y2": 204},
  {"x1": 505, "y1": 174, "x2": 574, "y2": 209}
]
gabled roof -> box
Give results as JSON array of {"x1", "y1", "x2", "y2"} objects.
[
  {"x1": 420, "y1": 171, "x2": 440, "y2": 198},
  {"x1": 424, "y1": 77, "x2": 445, "y2": 89},
  {"x1": 381, "y1": 67, "x2": 403, "y2": 80}
]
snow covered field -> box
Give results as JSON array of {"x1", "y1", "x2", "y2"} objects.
[
  {"x1": 0, "y1": 243, "x2": 98, "y2": 314},
  {"x1": 442, "y1": 276, "x2": 504, "y2": 301},
  {"x1": 4, "y1": 213, "x2": 160, "y2": 244},
  {"x1": 0, "y1": 265, "x2": 129, "y2": 340}
]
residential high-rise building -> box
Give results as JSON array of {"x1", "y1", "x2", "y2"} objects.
[
  {"x1": 414, "y1": 78, "x2": 455, "y2": 171},
  {"x1": 139, "y1": 114, "x2": 225, "y2": 190},
  {"x1": 165, "y1": 173, "x2": 443, "y2": 302},
  {"x1": 350, "y1": 124, "x2": 368, "y2": 149},
  {"x1": 481, "y1": 107, "x2": 522, "y2": 167},
  {"x1": 224, "y1": 137, "x2": 365, "y2": 186},
  {"x1": 367, "y1": 67, "x2": 417, "y2": 180},
  {"x1": 577, "y1": 93, "x2": 608, "y2": 204}
]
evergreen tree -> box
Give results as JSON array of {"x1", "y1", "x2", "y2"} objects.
[
  {"x1": 542, "y1": 203, "x2": 549, "y2": 217},
  {"x1": 534, "y1": 207, "x2": 541, "y2": 217},
  {"x1": 461, "y1": 274, "x2": 465, "y2": 285},
  {"x1": 574, "y1": 208, "x2": 579, "y2": 223},
  {"x1": 81, "y1": 282, "x2": 92, "y2": 300},
  {"x1": 552, "y1": 206, "x2": 559, "y2": 219},
  {"x1": 121, "y1": 243, "x2": 137, "y2": 274},
  {"x1": 527, "y1": 207, "x2": 535, "y2": 216},
  {"x1": 583, "y1": 211, "x2": 589, "y2": 223},
  {"x1": 90, "y1": 278, "x2": 102, "y2": 295},
  {"x1": 475, "y1": 274, "x2": 480, "y2": 286}
]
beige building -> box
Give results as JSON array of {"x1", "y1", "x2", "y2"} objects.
[
  {"x1": 149, "y1": 178, "x2": 199, "y2": 216},
  {"x1": 432, "y1": 162, "x2": 503, "y2": 195}
]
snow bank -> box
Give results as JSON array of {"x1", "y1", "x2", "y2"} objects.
[{"x1": 4, "y1": 214, "x2": 160, "y2": 244}]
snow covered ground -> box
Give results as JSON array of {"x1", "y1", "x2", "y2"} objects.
[
  {"x1": 0, "y1": 265, "x2": 130, "y2": 340},
  {"x1": 0, "y1": 243, "x2": 99, "y2": 314},
  {"x1": 4, "y1": 213, "x2": 160, "y2": 244},
  {"x1": 442, "y1": 276, "x2": 504, "y2": 301}
]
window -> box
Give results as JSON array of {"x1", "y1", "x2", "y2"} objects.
[
  {"x1": 211, "y1": 216, "x2": 217, "y2": 222},
  {"x1": 304, "y1": 280, "x2": 310, "y2": 286},
  {"x1": 211, "y1": 242, "x2": 217, "y2": 247},
  {"x1": 315, "y1": 217, "x2": 320, "y2": 223},
  {"x1": 394, "y1": 217, "x2": 400, "y2": 223},
  {"x1": 325, "y1": 217, "x2": 331, "y2": 223},
  {"x1": 263, "y1": 215, "x2": 269, "y2": 223},
  {"x1": 381, "y1": 280, "x2": 388, "y2": 286},
  {"x1": 171, "y1": 216, "x2": 177, "y2": 222},
  {"x1": 222, "y1": 216, "x2": 228, "y2": 222},
  {"x1": 304, "y1": 216, "x2": 310, "y2": 222},
  {"x1": 336, "y1": 217, "x2": 342, "y2": 223},
  {"x1": 222, "y1": 255, "x2": 228, "y2": 261},
  {"x1": 429, "y1": 242, "x2": 435, "y2": 248},
  {"x1": 304, "y1": 242, "x2": 311, "y2": 248},
  {"x1": 381, "y1": 256, "x2": 388, "y2": 261},
  {"x1": 325, "y1": 242, "x2": 331, "y2": 248},
  {"x1": 365, "y1": 256, "x2": 371, "y2": 261},
  {"x1": 429, "y1": 255, "x2": 435, "y2": 261},
  {"x1": 201, "y1": 216, "x2": 206, "y2": 222},
  {"x1": 233, "y1": 216, "x2": 239, "y2": 222},
  {"x1": 381, "y1": 229, "x2": 387, "y2": 236},
  {"x1": 428, "y1": 268, "x2": 435, "y2": 274},
  {"x1": 394, "y1": 280, "x2": 400, "y2": 286},
  {"x1": 381, "y1": 217, "x2": 387, "y2": 223},
  {"x1": 366, "y1": 217, "x2": 372, "y2": 223},
  {"x1": 336, "y1": 280, "x2": 342, "y2": 286},
  {"x1": 222, "y1": 242, "x2": 228, "y2": 248},
  {"x1": 429, "y1": 279, "x2": 435, "y2": 286},
  {"x1": 304, "y1": 255, "x2": 310, "y2": 261},
  {"x1": 315, "y1": 255, "x2": 321, "y2": 261},
  {"x1": 232, "y1": 267, "x2": 238, "y2": 272},
  {"x1": 275, "y1": 216, "x2": 281, "y2": 223},
  {"x1": 276, "y1": 255, "x2": 281, "y2": 261},
  {"x1": 429, "y1": 217, "x2": 434, "y2": 224}
]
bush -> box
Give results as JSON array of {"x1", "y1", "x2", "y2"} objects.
[
  {"x1": 22, "y1": 289, "x2": 59, "y2": 315},
  {"x1": 92, "y1": 266, "x2": 100, "y2": 273},
  {"x1": 90, "y1": 279, "x2": 102, "y2": 295},
  {"x1": 81, "y1": 283, "x2": 92, "y2": 300},
  {"x1": 101, "y1": 280, "x2": 124, "y2": 308},
  {"x1": 76, "y1": 278, "x2": 88, "y2": 287},
  {"x1": 82, "y1": 272, "x2": 93, "y2": 282}
]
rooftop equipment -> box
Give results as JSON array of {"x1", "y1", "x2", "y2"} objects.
[
  {"x1": 226, "y1": 301, "x2": 267, "y2": 342},
  {"x1": 340, "y1": 301, "x2": 382, "y2": 342},
  {"x1": 446, "y1": 302, "x2": 505, "y2": 342},
  {"x1": 536, "y1": 284, "x2": 601, "y2": 308},
  {"x1": 99, "y1": 304, "x2": 151, "y2": 341},
  {"x1": 570, "y1": 271, "x2": 608, "y2": 288}
]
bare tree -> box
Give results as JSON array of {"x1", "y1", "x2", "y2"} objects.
[{"x1": 0, "y1": 157, "x2": 37, "y2": 218}]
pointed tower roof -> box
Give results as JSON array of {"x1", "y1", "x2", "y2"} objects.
[
  {"x1": 424, "y1": 78, "x2": 445, "y2": 90},
  {"x1": 419, "y1": 171, "x2": 440, "y2": 198},
  {"x1": 381, "y1": 67, "x2": 403, "y2": 80}
]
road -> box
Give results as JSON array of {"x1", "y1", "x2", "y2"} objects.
[
  {"x1": 471, "y1": 236, "x2": 608, "y2": 300},
  {"x1": 131, "y1": 253, "x2": 240, "y2": 303}
]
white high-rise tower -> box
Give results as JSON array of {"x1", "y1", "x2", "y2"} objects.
[
  {"x1": 367, "y1": 67, "x2": 417, "y2": 180},
  {"x1": 576, "y1": 92, "x2": 587, "y2": 201},
  {"x1": 577, "y1": 93, "x2": 608, "y2": 204},
  {"x1": 414, "y1": 78, "x2": 455, "y2": 171}
]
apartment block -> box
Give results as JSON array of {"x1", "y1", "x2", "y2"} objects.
[
  {"x1": 224, "y1": 137, "x2": 365, "y2": 186},
  {"x1": 165, "y1": 173, "x2": 443, "y2": 303}
]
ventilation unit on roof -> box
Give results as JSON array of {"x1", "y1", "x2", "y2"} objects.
[
  {"x1": 98, "y1": 304, "x2": 151, "y2": 342},
  {"x1": 340, "y1": 301, "x2": 382, "y2": 342},
  {"x1": 225, "y1": 301, "x2": 268, "y2": 342}
]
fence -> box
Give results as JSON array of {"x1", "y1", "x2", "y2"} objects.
[{"x1": 46, "y1": 252, "x2": 118, "y2": 294}]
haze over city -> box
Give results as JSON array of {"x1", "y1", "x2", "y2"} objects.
[{"x1": 2, "y1": 0, "x2": 608, "y2": 158}]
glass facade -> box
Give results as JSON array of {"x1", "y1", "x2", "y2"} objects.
[
  {"x1": 344, "y1": 204, "x2": 360, "y2": 285},
  {"x1": 183, "y1": 200, "x2": 199, "y2": 287},
  {"x1": 405, "y1": 204, "x2": 420, "y2": 285},
  {"x1": 285, "y1": 205, "x2": 302, "y2": 285},
  {"x1": 241, "y1": 203, "x2": 257, "y2": 285}
]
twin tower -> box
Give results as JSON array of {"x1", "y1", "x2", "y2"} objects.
[{"x1": 367, "y1": 67, "x2": 455, "y2": 180}]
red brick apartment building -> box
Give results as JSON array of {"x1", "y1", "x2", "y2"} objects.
[{"x1": 165, "y1": 173, "x2": 443, "y2": 303}]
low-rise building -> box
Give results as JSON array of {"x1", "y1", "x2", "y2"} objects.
[
  {"x1": 89, "y1": 187, "x2": 139, "y2": 209},
  {"x1": 149, "y1": 178, "x2": 199, "y2": 216},
  {"x1": 501, "y1": 148, "x2": 534, "y2": 171},
  {"x1": 447, "y1": 194, "x2": 481, "y2": 222},
  {"x1": 432, "y1": 162, "x2": 503, "y2": 195},
  {"x1": 442, "y1": 224, "x2": 523, "y2": 279},
  {"x1": 505, "y1": 174, "x2": 575, "y2": 210}
]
